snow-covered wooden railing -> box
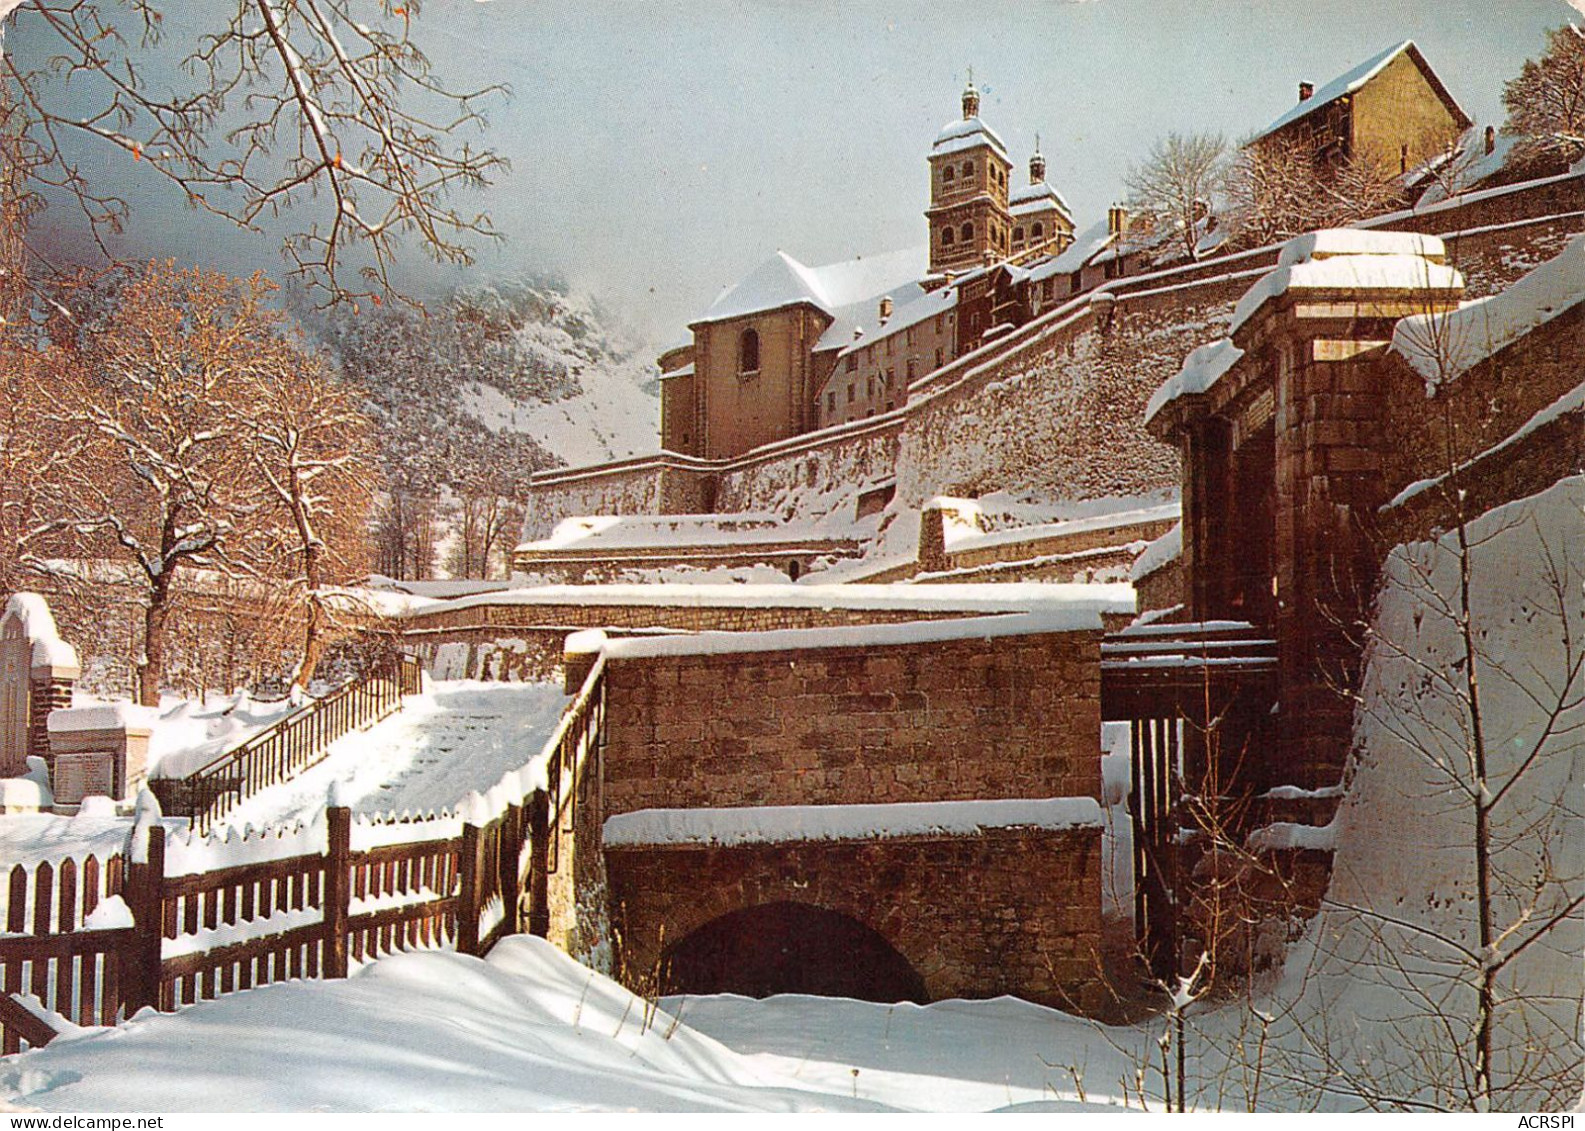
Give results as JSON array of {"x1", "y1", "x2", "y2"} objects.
[
  {"x1": 150, "y1": 654, "x2": 423, "y2": 832},
  {"x1": 1, "y1": 659, "x2": 613, "y2": 1054}
]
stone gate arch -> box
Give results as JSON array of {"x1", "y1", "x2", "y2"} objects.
[{"x1": 661, "y1": 900, "x2": 927, "y2": 1002}]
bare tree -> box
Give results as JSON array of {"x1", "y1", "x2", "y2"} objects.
[
  {"x1": 1502, "y1": 24, "x2": 1585, "y2": 160},
  {"x1": 245, "y1": 344, "x2": 377, "y2": 687},
  {"x1": 1223, "y1": 135, "x2": 1404, "y2": 249},
  {"x1": 0, "y1": 1, "x2": 508, "y2": 306},
  {"x1": 1124, "y1": 132, "x2": 1227, "y2": 264}
]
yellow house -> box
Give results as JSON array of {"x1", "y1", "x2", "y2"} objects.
[{"x1": 1248, "y1": 40, "x2": 1471, "y2": 174}]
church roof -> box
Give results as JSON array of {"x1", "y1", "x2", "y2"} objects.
[
  {"x1": 1247, "y1": 40, "x2": 1470, "y2": 147},
  {"x1": 932, "y1": 116, "x2": 1009, "y2": 160},
  {"x1": 695, "y1": 246, "x2": 929, "y2": 327},
  {"x1": 1010, "y1": 181, "x2": 1075, "y2": 223}
]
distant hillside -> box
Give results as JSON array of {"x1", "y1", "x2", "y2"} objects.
[{"x1": 308, "y1": 277, "x2": 660, "y2": 577}]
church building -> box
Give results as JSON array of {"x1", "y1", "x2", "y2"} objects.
[{"x1": 659, "y1": 81, "x2": 1075, "y2": 460}]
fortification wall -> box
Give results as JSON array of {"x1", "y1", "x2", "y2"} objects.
[{"x1": 520, "y1": 176, "x2": 1581, "y2": 542}]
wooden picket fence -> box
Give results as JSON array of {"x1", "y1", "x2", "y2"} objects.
[
  {"x1": 0, "y1": 658, "x2": 608, "y2": 1056},
  {"x1": 150, "y1": 654, "x2": 424, "y2": 832}
]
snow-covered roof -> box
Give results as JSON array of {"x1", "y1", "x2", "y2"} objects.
[
  {"x1": 1027, "y1": 218, "x2": 1116, "y2": 281},
  {"x1": 824, "y1": 281, "x2": 959, "y2": 358},
  {"x1": 1390, "y1": 234, "x2": 1583, "y2": 394},
  {"x1": 1144, "y1": 339, "x2": 1246, "y2": 428},
  {"x1": 1412, "y1": 126, "x2": 1522, "y2": 206},
  {"x1": 1229, "y1": 230, "x2": 1462, "y2": 336},
  {"x1": 1248, "y1": 40, "x2": 1469, "y2": 148},
  {"x1": 932, "y1": 116, "x2": 1008, "y2": 160},
  {"x1": 657, "y1": 362, "x2": 693, "y2": 381},
  {"x1": 1009, "y1": 181, "x2": 1074, "y2": 222},
  {"x1": 695, "y1": 246, "x2": 929, "y2": 327}
]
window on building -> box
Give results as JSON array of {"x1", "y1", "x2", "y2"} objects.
[
  {"x1": 827, "y1": 390, "x2": 836, "y2": 413},
  {"x1": 905, "y1": 326, "x2": 915, "y2": 347},
  {"x1": 885, "y1": 336, "x2": 894, "y2": 356},
  {"x1": 738, "y1": 327, "x2": 760, "y2": 375},
  {"x1": 884, "y1": 367, "x2": 894, "y2": 388},
  {"x1": 935, "y1": 347, "x2": 944, "y2": 368},
  {"x1": 942, "y1": 227, "x2": 955, "y2": 246},
  {"x1": 943, "y1": 165, "x2": 955, "y2": 182},
  {"x1": 1032, "y1": 222, "x2": 1044, "y2": 240},
  {"x1": 962, "y1": 161, "x2": 974, "y2": 179},
  {"x1": 844, "y1": 355, "x2": 857, "y2": 372},
  {"x1": 905, "y1": 358, "x2": 916, "y2": 382},
  {"x1": 847, "y1": 383, "x2": 855, "y2": 403},
  {"x1": 1013, "y1": 226, "x2": 1024, "y2": 243},
  {"x1": 961, "y1": 221, "x2": 973, "y2": 242},
  {"x1": 867, "y1": 376, "x2": 875, "y2": 398},
  {"x1": 886, "y1": 400, "x2": 895, "y2": 412}
]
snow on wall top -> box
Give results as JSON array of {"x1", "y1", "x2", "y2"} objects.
[
  {"x1": 1276, "y1": 230, "x2": 1446, "y2": 268},
  {"x1": 603, "y1": 796, "x2": 1104, "y2": 848},
  {"x1": 530, "y1": 513, "x2": 786, "y2": 552},
  {"x1": 399, "y1": 581, "x2": 1134, "y2": 619},
  {"x1": 1230, "y1": 239, "x2": 1463, "y2": 336},
  {"x1": 944, "y1": 502, "x2": 1181, "y2": 557},
  {"x1": 931, "y1": 115, "x2": 1009, "y2": 159},
  {"x1": 2, "y1": 592, "x2": 80, "y2": 676},
  {"x1": 1389, "y1": 234, "x2": 1583, "y2": 394},
  {"x1": 47, "y1": 703, "x2": 159, "y2": 734},
  {"x1": 1130, "y1": 522, "x2": 1183, "y2": 583},
  {"x1": 696, "y1": 246, "x2": 928, "y2": 327},
  {"x1": 596, "y1": 606, "x2": 1121, "y2": 661},
  {"x1": 1144, "y1": 338, "x2": 1246, "y2": 426}
]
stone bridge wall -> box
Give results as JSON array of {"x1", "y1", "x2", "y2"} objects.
[
  {"x1": 606, "y1": 829, "x2": 1103, "y2": 1010},
  {"x1": 598, "y1": 626, "x2": 1102, "y2": 815}
]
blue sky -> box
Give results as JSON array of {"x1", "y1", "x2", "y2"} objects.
[{"x1": 17, "y1": 0, "x2": 1572, "y2": 347}]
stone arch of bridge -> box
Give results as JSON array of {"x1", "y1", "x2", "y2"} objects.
[{"x1": 660, "y1": 900, "x2": 927, "y2": 1003}]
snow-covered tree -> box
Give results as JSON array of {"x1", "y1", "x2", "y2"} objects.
[
  {"x1": 28, "y1": 263, "x2": 285, "y2": 702},
  {"x1": 1124, "y1": 132, "x2": 1227, "y2": 264},
  {"x1": 1502, "y1": 24, "x2": 1585, "y2": 160},
  {"x1": 1223, "y1": 135, "x2": 1404, "y2": 250},
  {"x1": 244, "y1": 346, "x2": 376, "y2": 687},
  {"x1": 0, "y1": 1, "x2": 506, "y2": 306}
]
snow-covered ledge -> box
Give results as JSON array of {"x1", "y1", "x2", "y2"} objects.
[{"x1": 603, "y1": 797, "x2": 1105, "y2": 849}]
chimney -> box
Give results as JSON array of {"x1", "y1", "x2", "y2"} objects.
[
  {"x1": 1107, "y1": 204, "x2": 1128, "y2": 236},
  {"x1": 1298, "y1": 81, "x2": 1314, "y2": 102},
  {"x1": 1484, "y1": 125, "x2": 1496, "y2": 156},
  {"x1": 878, "y1": 295, "x2": 894, "y2": 324}
]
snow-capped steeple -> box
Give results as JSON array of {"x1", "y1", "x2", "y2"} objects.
[
  {"x1": 961, "y1": 72, "x2": 980, "y2": 120},
  {"x1": 1029, "y1": 135, "x2": 1047, "y2": 185}
]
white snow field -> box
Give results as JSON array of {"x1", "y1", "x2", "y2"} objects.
[{"x1": 212, "y1": 680, "x2": 572, "y2": 828}]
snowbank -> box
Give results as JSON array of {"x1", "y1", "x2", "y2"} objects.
[{"x1": 1390, "y1": 234, "x2": 1583, "y2": 393}]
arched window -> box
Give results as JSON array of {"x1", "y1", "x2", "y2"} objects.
[
  {"x1": 738, "y1": 327, "x2": 760, "y2": 375},
  {"x1": 943, "y1": 165, "x2": 955, "y2": 183},
  {"x1": 1013, "y1": 226, "x2": 1025, "y2": 243},
  {"x1": 962, "y1": 160, "x2": 974, "y2": 179},
  {"x1": 961, "y1": 221, "x2": 974, "y2": 242},
  {"x1": 1032, "y1": 222, "x2": 1044, "y2": 240},
  {"x1": 941, "y1": 226, "x2": 955, "y2": 246}
]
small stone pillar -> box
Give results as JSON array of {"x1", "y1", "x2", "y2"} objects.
[
  {"x1": 47, "y1": 704, "x2": 158, "y2": 811},
  {"x1": 1, "y1": 593, "x2": 81, "y2": 778},
  {"x1": 563, "y1": 629, "x2": 607, "y2": 694},
  {"x1": 917, "y1": 497, "x2": 982, "y2": 575}
]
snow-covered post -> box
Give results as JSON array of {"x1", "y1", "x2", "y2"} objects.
[
  {"x1": 527, "y1": 788, "x2": 551, "y2": 938},
  {"x1": 123, "y1": 793, "x2": 167, "y2": 1015},
  {"x1": 455, "y1": 792, "x2": 489, "y2": 956},
  {"x1": 323, "y1": 805, "x2": 352, "y2": 979}
]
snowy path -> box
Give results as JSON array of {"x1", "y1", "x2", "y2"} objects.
[{"x1": 216, "y1": 681, "x2": 571, "y2": 828}]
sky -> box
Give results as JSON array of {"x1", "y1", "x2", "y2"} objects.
[{"x1": 12, "y1": 0, "x2": 1573, "y2": 350}]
